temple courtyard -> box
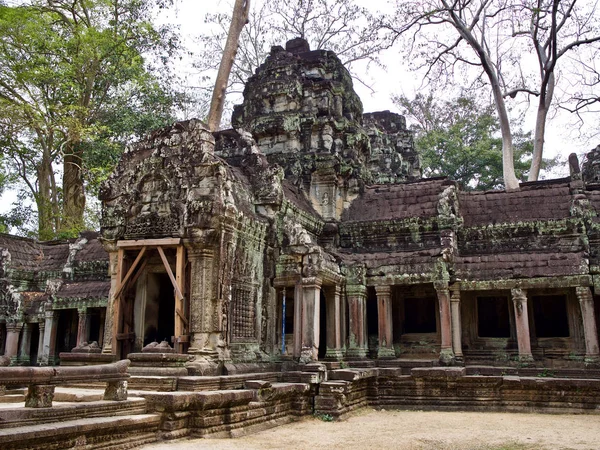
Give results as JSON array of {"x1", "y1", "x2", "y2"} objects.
[{"x1": 140, "y1": 409, "x2": 600, "y2": 450}]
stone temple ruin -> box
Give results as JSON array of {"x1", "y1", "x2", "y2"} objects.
[{"x1": 2, "y1": 38, "x2": 600, "y2": 447}]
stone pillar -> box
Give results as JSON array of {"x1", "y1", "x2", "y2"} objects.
[
  {"x1": 346, "y1": 285, "x2": 368, "y2": 359},
  {"x1": 187, "y1": 248, "x2": 218, "y2": 360},
  {"x1": 36, "y1": 322, "x2": 45, "y2": 365},
  {"x1": 450, "y1": 285, "x2": 463, "y2": 363},
  {"x1": 376, "y1": 285, "x2": 395, "y2": 359},
  {"x1": 300, "y1": 277, "x2": 321, "y2": 363},
  {"x1": 18, "y1": 322, "x2": 32, "y2": 365},
  {"x1": 435, "y1": 283, "x2": 454, "y2": 365},
  {"x1": 325, "y1": 285, "x2": 343, "y2": 360},
  {"x1": 76, "y1": 307, "x2": 91, "y2": 348},
  {"x1": 575, "y1": 286, "x2": 600, "y2": 361},
  {"x1": 40, "y1": 308, "x2": 58, "y2": 366},
  {"x1": 102, "y1": 248, "x2": 119, "y2": 355},
  {"x1": 4, "y1": 322, "x2": 22, "y2": 364},
  {"x1": 511, "y1": 288, "x2": 533, "y2": 362}
]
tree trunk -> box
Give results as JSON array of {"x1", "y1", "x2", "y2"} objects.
[
  {"x1": 36, "y1": 149, "x2": 55, "y2": 240},
  {"x1": 206, "y1": 0, "x2": 251, "y2": 131},
  {"x1": 61, "y1": 141, "x2": 86, "y2": 235},
  {"x1": 488, "y1": 67, "x2": 520, "y2": 191},
  {"x1": 528, "y1": 73, "x2": 554, "y2": 182}
]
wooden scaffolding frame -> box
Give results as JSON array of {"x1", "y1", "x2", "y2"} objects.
[{"x1": 112, "y1": 238, "x2": 188, "y2": 356}]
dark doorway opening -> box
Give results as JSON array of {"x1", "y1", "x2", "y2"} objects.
[
  {"x1": 318, "y1": 291, "x2": 327, "y2": 359},
  {"x1": 56, "y1": 309, "x2": 78, "y2": 354},
  {"x1": 154, "y1": 273, "x2": 175, "y2": 344},
  {"x1": 29, "y1": 323, "x2": 39, "y2": 365},
  {"x1": 532, "y1": 295, "x2": 569, "y2": 337},
  {"x1": 88, "y1": 308, "x2": 105, "y2": 345},
  {"x1": 478, "y1": 296, "x2": 511, "y2": 338},
  {"x1": 404, "y1": 297, "x2": 436, "y2": 333},
  {"x1": 366, "y1": 287, "x2": 378, "y2": 357}
]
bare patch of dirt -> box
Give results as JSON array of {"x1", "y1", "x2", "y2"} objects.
[{"x1": 141, "y1": 409, "x2": 600, "y2": 450}]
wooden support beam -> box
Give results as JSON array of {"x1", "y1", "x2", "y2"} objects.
[
  {"x1": 117, "y1": 238, "x2": 181, "y2": 249},
  {"x1": 114, "y1": 246, "x2": 147, "y2": 300},
  {"x1": 157, "y1": 246, "x2": 184, "y2": 302},
  {"x1": 174, "y1": 245, "x2": 186, "y2": 352},
  {"x1": 129, "y1": 258, "x2": 148, "y2": 289}
]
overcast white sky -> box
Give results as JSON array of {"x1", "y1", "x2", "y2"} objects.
[
  {"x1": 2, "y1": 0, "x2": 594, "y2": 224},
  {"x1": 161, "y1": 0, "x2": 586, "y2": 169}
]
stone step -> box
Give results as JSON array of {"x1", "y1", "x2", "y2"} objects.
[
  {"x1": 0, "y1": 397, "x2": 148, "y2": 429},
  {"x1": 0, "y1": 413, "x2": 160, "y2": 450}
]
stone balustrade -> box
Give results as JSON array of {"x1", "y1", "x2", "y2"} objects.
[{"x1": 0, "y1": 359, "x2": 130, "y2": 407}]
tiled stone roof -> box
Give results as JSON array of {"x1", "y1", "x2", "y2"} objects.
[
  {"x1": 459, "y1": 180, "x2": 572, "y2": 227},
  {"x1": 342, "y1": 178, "x2": 449, "y2": 222},
  {"x1": 55, "y1": 280, "x2": 111, "y2": 300}
]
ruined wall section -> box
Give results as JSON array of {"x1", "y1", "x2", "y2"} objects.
[
  {"x1": 100, "y1": 119, "x2": 277, "y2": 363},
  {"x1": 363, "y1": 111, "x2": 421, "y2": 184},
  {"x1": 226, "y1": 39, "x2": 371, "y2": 222}
]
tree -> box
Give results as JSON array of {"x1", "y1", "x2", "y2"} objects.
[
  {"x1": 197, "y1": 0, "x2": 390, "y2": 128},
  {"x1": 0, "y1": 0, "x2": 181, "y2": 239},
  {"x1": 387, "y1": 0, "x2": 600, "y2": 190},
  {"x1": 207, "y1": 0, "x2": 251, "y2": 131},
  {"x1": 395, "y1": 93, "x2": 556, "y2": 191}
]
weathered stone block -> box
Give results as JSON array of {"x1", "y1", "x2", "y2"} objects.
[
  {"x1": 104, "y1": 380, "x2": 128, "y2": 401},
  {"x1": 25, "y1": 384, "x2": 55, "y2": 408}
]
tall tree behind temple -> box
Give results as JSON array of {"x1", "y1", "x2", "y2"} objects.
[
  {"x1": 395, "y1": 94, "x2": 558, "y2": 191},
  {"x1": 207, "y1": 0, "x2": 250, "y2": 131},
  {"x1": 387, "y1": 0, "x2": 600, "y2": 190},
  {"x1": 0, "y1": 0, "x2": 182, "y2": 239},
  {"x1": 197, "y1": 0, "x2": 390, "y2": 128}
]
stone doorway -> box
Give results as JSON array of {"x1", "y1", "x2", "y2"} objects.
[
  {"x1": 55, "y1": 309, "x2": 78, "y2": 354},
  {"x1": 393, "y1": 285, "x2": 439, "y2": 357},
  {"x1": 366, "y1": 287, "x2": 378, "y2": 358},
  {"x1": 112, "y1": 239, "x2": 188, "y2": 358},
  {"x1": 29, "y1": 323, "x2": 39, "y2": 365},
  {"x1": 277, "y1": 288, "x2": 294, "y2": 356},
  {"x1": 136, "y1": 272, "x2": 175, "y2": 348},
  {"x1": 318, "y1": 290, "x2": 327, "y2": 359}
]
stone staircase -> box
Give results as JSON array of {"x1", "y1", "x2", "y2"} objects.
[{"x1": 0, "y1": 388, "x2": 161, "y2": 449}]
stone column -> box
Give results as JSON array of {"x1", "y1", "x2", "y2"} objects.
[
  {"x1": 325, "y1": 285, "x2": 343, "y2": 360},
  {"x1": 4, "y1": 322, "x2": 22, "y2": 364},
  {"x1": 102, "y1": 248, "x2": 119, "y2": 355},
  {"x1": 450, "y1": 285, "x2": 463, "y2": 363},
  {"x1": 376, "y1": 285, "x2": 395, "y2": 359},
  {"x1": 575, "y1": 286, "x2": 600, "y2": 361},
  {"x1": 187, "y1": 248, "x2": 218, "y2": 360},
  {"x1": 40, "y1": 308, "x2": 58, "y2": 366},
  {"x1": 76, "y1": 307, "x2": 91, "y2": 348},
  {"x1": 435, "y1": 283, "x2": 454, "y2": 365},
  {"x1": 346, "y1": 285, "x2": 368, "y2": 359},
  {"x1": 18, "y1": 323, "x2": 32, "y2": 365},
  {"x1": 36, "y1": 322, "x2": 45, "y2": 365},
  {"x1": 300, "y1": 277, "x2": 321, "y2": 363},
  {"x1": 511, "y1": 288, "x2": 533, "y2": 362}
]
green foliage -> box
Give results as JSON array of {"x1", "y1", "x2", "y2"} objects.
[
  {"x1": 0, "y1": 0, "x2": 183, "y2": 238},
  {"x1": 314, "y1": 413, "x2": 334, "y2": 422},
  {"x1": 395, "y1": 94, "x2": 558, "y2": 191}
]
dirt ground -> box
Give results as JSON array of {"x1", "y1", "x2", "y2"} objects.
[{"x1": 140, "y1": 409, "x2": 600, "y2": 450}]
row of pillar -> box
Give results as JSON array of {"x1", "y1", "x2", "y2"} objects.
[
  {"x1": 2, "y1": 306, "x2": 97, "y2": 366},
  {"x1": 344, "y1": 284, "x2": 599, "y2": 364}
]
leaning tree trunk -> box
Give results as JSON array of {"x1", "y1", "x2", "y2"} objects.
[
  {"x1": 488, "y1": 66, "x2": 520, "y2": 191},
  {"x1": 528, "y1": 73, "x2": 555, "y2": 182},
  {"x1": 61, "y1": 142, "x2": 86, "y2": 235},
  {"x1": 206, "y1": 0, "x2": 251, "y2": 131}
]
